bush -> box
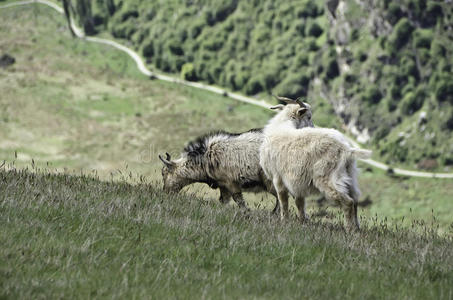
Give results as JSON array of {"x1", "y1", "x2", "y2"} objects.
[
  {"x1": 388, "y1": 18, "x2": 414, "y2": 51},
  {"x1": 167, "y1": 40, "x2": 184, "y2": 56},
  {"x1": 387, "y1": 3, "x2": 404, "y2": 25},
  {"x1": 306, "y1": 38, "x2": 319, "y2": 51},
  {"x1": 273, "y1": 73, "x2": 310, "y2": 99},
  {"x1": 435, "y1": 80, "x2": 453, "y2": 104},
  {"x1": 181, "y1": 63, "x2": 197, "y2": 81},
  {"x1": 294, "y1": 52, "x2": 309, "y2": 68},
  {"x1": 362, "y1": 86, "x2": 382, "y2": 105},
  {"x1": 306, "y1": 22, "x2": 323, "y2": 38},
  {"x1": 413, "y1": 30, "x2": 432, "y2": 49},
  {"x1": 430, "y1": 41, "x2": 446, "y2": 58},
  {"x1": 233, "y1": 71, "x2": 250, "y2": 91},
  {"x1": 142, "y1": 40, "x2": 154, "y2": 58},
  {"x1": 110, "y1": 21, "x2": 136, "y2": 39},
  {"x1": 245, "y1": 76, "x2": 264, "y2": 95},
  {"x1": 202, "y1": 36, "x2": 224, "y2": 51},
  {"x1": 400, "y1": 88, "x2": 425, "y2": 115},
  {"x1": 386, "y1": 141, "x2": 409, "y2": 162},
  {"x1": 442, "y1": 112, "x2": 453, "y2": 130},
  {"x1": 190, "y1": 20, "x2": 205, "y2": 39},
  {"x1": 401, "y1": 56, "x2": 418, "y2": 78},
  {"x1": 297, "y1": 2, "x2": 319, "y2": 18},
  {"x1": 324, "y1": 58, "x2": 340, "y2": 79},
  {"x1": 417, "y1": 48, "x2": 430, "y2": 65},
  {"x1": 423, "y1": 1, "x2": 443, "y2": 27}
]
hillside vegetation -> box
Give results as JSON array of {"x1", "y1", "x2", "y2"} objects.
[
  {"x1": 71, "y1": 0, "x2": 453, "y2": 169},
  {"x1": 1, "y1": 168, "x2": 453, "y2": 299}
]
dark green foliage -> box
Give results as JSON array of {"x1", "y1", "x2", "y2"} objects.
[
  {"x1": 181, "y1": 63, "x2": 197, "y2": 81},
  {"x1": 362, "y1": 86, "x2": 383, "y2": 105},
  {"x1": 167, "y1": 39, "x2": 184, "y2": 56},
  {"x1": 245, "y1": 76, "x2": 264, "y2": 95},
  {"x1": 297, "y1": 1, "x2": 320, "y2": 18},
  {"x1": 75, "y1": 0, "x2": 96, "y2": 35},
  {"x1": 423, "y1": 1, "x2": 443, "y2": 27},
  {"x1": 387, "y1": 3, "x2": 404, "y2": 25},
  {"x1": 431, "y1": 41, "x2": 446, "y2": 58},
  {"x1": 324, "y1": 58, "x2": 339, "y2": 80},
  {"x1": 443, "y1": 112, "x2": 453, "y2": 130},
  {"x1": 435, "y1": 79, "x2": 453, "y2": 104},
  {"x1": 273, "y1": 73, "x2": 310, "y2": 99},
  {"x1": 401, "y1": 56, "x2": 419, "y2": 79},
  {"x1": 387, "y1": 140, "x2": 409, "y2": 162},
  {"x1": 142, "y1": 40, "x2": 153, "y2": 58},
  {"x1": 413, "y1": 30, "x2": 432, "y2": 49},
  {"x1": 400, "y1": 88, "x2": 425, "y2": 115},
  {"x1": 306, "y1": 22, "x2": 323, "y2": 38},
  {"x1": 388, "y1": 18, "x2": 414, "y2": 51}
]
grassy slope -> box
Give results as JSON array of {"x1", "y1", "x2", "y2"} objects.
[
  {"x1": 0, "y1": 4, "x2": 453, "y2": 232},
  {"x1": 1, "y1": 168, "x2": 453, "y2": 299}
]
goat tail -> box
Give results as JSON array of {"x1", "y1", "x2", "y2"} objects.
[{"x1": 349, "y1": 148, "x2": 372, "y2": 159}]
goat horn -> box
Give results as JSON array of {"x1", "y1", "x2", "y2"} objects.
[
  {"x1": 165, "y1": 152, "x2": 171, "y2": 160},
  {"x1": 295, "y1": 97, "x2": 307, "y2": 107},
  {"x1": 159, "y1": 153, "x2": 174, "y2": 167},
  {"x1": 272, "y1": 94, "x2": 296, "y2": 104}
]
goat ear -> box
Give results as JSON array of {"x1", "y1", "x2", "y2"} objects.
[
  {"x1": 270, "y1": 104, "x2": 285, "y2": 110},
  {"x1": 159, "y1": 154, "x2": 175, "y2": 168},
  {"x1": 297, "y1": 107, "x2": 308, "y2": 116}
]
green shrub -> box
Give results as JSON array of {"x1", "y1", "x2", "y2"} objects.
[
  {"x1": 324, "y1": 58, "x2": 339, "y2": 79},
  {"x1": 387, "y1": 3, "x2": 404, "y2": 25},
  {"x1": 350, "y1": 29, "x2": 360, "y2": 42},
  {"x1": 297, "y1": 1, "x2": 319, "y2": 18},
  {"x1": 294, "y1": 20, "x2": 306, "y2": 37},
  {"x1": 423, "y1": 1, "x2": 443, "y2": 27},
  {"x1": 356, "y1": 50, "x2": 368, "y2": 62},
  {"x1": 181, "y1": 63, "x2": 197, "y2": 81},
  {"x1": 110, "y1": 21, "x2": 136, "y2": 39},
  {"x1": 435, "y1": 80, "x2": 453, "y2": 104},
  {"x1": 430, "y1": 41, "x2": 446, "y2": 58},
  {"x1": 400, "y1": 88, "x2": 425, "y2": 115},
  {"x1": 407, "y1": 0, "x2": 426, "y2": 20},
  {"x1": 362, "y1": 86, "x2": 382, "y2": 105},
  {"x1": 442, "y1": 112, "x2": 453, "y2": 130},
  {"x1": 306, "y1": 38, "x2": 319, "y2": 51},
  {"x1": 294, "y1": 52, "x2": 309, "y2": 68},
  {"x1": 388, "y1": 18, "x2": 414, "y2": 51},
  {"x1": 401, "y1": 56, "x2": 418, "y2": 78},
  {"x1": 190, "y1": 20, "x2": 206, "y2": 39},
  {"x1": 245, "y1": 76, "x2": 264, "y2": 95},
  {"x1": 413, "y1": 30, "x2": 432, "y2": 49},
  {"x1": 142, "y1": 40, "x2": 154, "y2": 58},
  {"x1": 417, "y1": 48, "x2": 430, "y2": 65},
  {"x1": 202, "y1": 36, "x2": 224, "y2": 51},
  {"x1": 386, "y1": 141, "x2": 409, "y2": 162},
  {"x1": 167, "y1": 40, "x2": 184, "y2": 56},
  {"x1": 306, "y1": 22, "x2": 323, "y2": 38},
  {"x1": 273, "y1": 73, "x2": 310, "y2": 99}
]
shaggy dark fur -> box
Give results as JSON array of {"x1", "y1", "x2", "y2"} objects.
[{"x1": 183, "y1": 128, "x2": 263, "y2": 158}]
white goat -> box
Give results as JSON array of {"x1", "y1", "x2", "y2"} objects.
[{"x1": 260, "y1": 97, "x2": 371, "y2": 230}]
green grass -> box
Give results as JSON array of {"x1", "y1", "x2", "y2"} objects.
[
  {"x1": 1, "y1": 168, "x2": 453, "y2": 299},
  {"x1": 1, "y1": 5, "x2": 453, "y2": 298}
]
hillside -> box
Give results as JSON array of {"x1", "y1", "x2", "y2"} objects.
[
  {"x1": 1, "y1": 168, "x2": 453, "y2": 299},
  {"x1": 70, "y1": 0, "x2": 453, "y2": 169},
  {"x1": 1, "y1": 3, "x2": 453, "y2": 231}
]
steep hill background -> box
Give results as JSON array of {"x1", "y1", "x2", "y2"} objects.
[{"x1": 66, "y1": 0, "x2": 453, "y2": 169}]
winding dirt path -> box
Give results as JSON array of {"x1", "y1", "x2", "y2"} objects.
[{"x1": 2, "y1": 0, "x2": 453, "y2": 179}]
